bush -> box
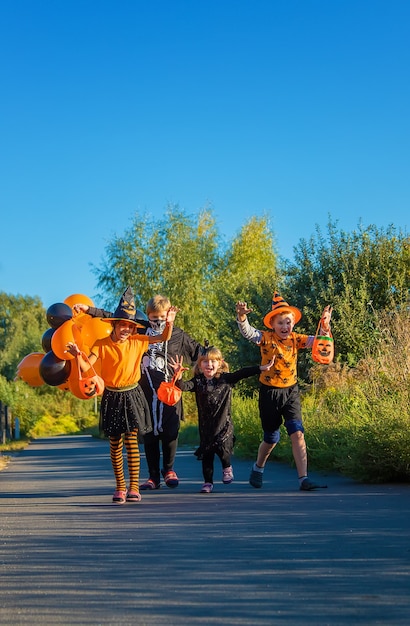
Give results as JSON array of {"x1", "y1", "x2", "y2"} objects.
[{"x1": 0, "y1": 377, "x2": 100, "y2": 439}]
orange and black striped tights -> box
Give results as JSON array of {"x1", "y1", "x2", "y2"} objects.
[{"x1": 109, "y1": 430, "x2": 140, "y2": 492}]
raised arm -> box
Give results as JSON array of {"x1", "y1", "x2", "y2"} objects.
[
  {"x1": 319, "y1": 305, "x2": 333, "y2": 335},
  {"x1": 235, "y1": 301, "x2": 253, "y2": 322},
  {"x1": 235, "y1": 301, "x2": 262, "y2": 344}
]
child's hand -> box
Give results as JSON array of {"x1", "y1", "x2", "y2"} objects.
[
  {"x1": 169, "y1": 355, "x2": 187, "y2": 380},
  {"x1": 166, "y1": 306, "x2": 180, "y2": 324},
  {"x1": 236, "y1": 301, "x2": 252, "y2": 321},
  {"x1": 73, "y1": 303, "x2": 90, "y2": 314},
  {"x1": 260, "y1": 356, "x2": 275, "y2": 371},
  {"x1": 320, "y1": 305, "x2": 333, "y2": 333},
  {"x1": 65, "y1": 341, "x2": 81, "y2": 357}
]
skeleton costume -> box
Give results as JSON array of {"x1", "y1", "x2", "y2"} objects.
[{"x1": 138, "y1": 325, "x2": 202, "y2": 487}]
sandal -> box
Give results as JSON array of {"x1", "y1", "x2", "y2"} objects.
[
  {"x1": 222, "y1": 466, "x2": 234, "y2": 484},
  {"x1": 200, "y1": 483, "x2": 213, "y2": 493},
  {"x1": 112, "y1": 489, "x2": 127, "y2": 504},
  {"x1": 161, "y1": 469, "x2": 179, "y2": 488},
  {"x1": 140, "y1": 478, "x2": 160, "y2": 491},
  {"x1": 126, "y1": 489, "x2": 142, "y2": 502}
]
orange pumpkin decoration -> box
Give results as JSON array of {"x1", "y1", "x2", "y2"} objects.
[
  {"x1": 312, "y1": 322, "x2": 334, "y2": 365},
  {"x1": 69, "y1": 351, "x2": 104, "y2": 400}
]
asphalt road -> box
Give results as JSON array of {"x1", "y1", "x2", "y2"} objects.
[{"x1": 0, "y1": 435, "x2": 409, "y2": 625}]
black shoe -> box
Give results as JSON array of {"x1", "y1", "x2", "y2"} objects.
[
  {"x1": 300, "y1": 478, "x2": 328, "y2": 491},
  {"x1": 249, "y1": 468, "x2": 263, "y2": 488}
]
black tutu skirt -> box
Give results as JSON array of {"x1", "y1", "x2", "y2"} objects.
[{"x1": 99, "y1": 384, "x2": 152, "y2": 438}]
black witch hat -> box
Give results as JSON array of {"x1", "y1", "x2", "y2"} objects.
[{"x1": 102, "y1": 286, "x2": 148, "y2": 327}]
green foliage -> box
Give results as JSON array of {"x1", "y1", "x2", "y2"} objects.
[
  {"x1": 212, "y1": 216, "x2": 278, "y2": 375},
  {"x1": 92, "y1": 205, "x2": 221, "y2": 344},
  {"x1": 0, "y1": 376, "x2": 99, "y2": 438},
  {"x1": 92, "y1": 207, "x2": 279, "y2": 379},
  {"x1": 0, "y1": 293, "x2": 47, "y2": 381},
  {"x1": 285, "y1": 219, "x2": 410, "y2": 367},
  {"x1": 29, "y1": 414, "x2": 80, "y2": 438},
  {"x1": 301, "y1": 308, "x2": 410, "y2": 481},
  {"x1": 28, "y1": 413, "x2": 99, "y2": 438}
]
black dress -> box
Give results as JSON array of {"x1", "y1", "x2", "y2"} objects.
[{"x1": 177, "y1": 366, "x2": 260, "y2": 457}]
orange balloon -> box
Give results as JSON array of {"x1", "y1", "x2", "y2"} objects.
[
  {"x1": 80, "y1": 316, "x2": 112, "y2": 348},
  {"x1": 15, "y1": 352, "x2": 45, "y2": 387},
  {"x1": 51, "y1": 320, "x2": 79, "y2": 360},
  {"x1": 57, "y1": 381, "x2": 71, "y2": 392},
  {"x1": 64, "y1": 294, "x2": 95, "y2": 328},
  {"x1": 64, "y1": 293, "x2": 95, "y2": 310},
  {"x1": 70, "y1": 311, "x2": 89, "y2": 330}
]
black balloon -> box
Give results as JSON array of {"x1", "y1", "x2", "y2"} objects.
[
  {"x1": 39, "y1": 351, "x2": 71, "y2": 386},
  {"x1": 41, "y1": 327, "x2": 55, "y2": 352},
  {"x1": 46, "y1": 302, "x2": 73, "y2": 329}
]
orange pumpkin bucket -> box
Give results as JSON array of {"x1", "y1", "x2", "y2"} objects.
[{"x1": 312, "y1": 323, "x2": 334, "y2": 365}]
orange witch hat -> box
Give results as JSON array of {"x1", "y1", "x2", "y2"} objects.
[{"x1": 263, "y1": 292, "x2": 302, "y2": 328}]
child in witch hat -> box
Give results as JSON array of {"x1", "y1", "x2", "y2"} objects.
[
  {"x1": 235, "y1": 293, "x2": 332, "y2": 491},
  {"x1": 73, "y1": 293, "x2": 205, "y2": 491},
  {"x1": 66, "y1": 286, "x2": 178, "y2": 504}
]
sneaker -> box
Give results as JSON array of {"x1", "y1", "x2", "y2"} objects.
[
  {"x1": 126, "y1": 489, "x2": 142, "y2": 503},
  {"x1": 249, "y1": 468, "x2": 263, "y2": 488},
  {"x1": 222, "y1": 466, "x2": 234, "y2": 484},
  {"x1": 140, "y1": 478, "x2": 160, "y2": 491},
  {"x1": 112, "y1": 489, "x2": 127, "y2": 504},
  {"x1": 300, "y1": 478, "x2": 328, "y2": 491},
  {"x1": 161, "y1": 469, "x2": 179, "y2": 488},
  {"x1": 200, "y1": 483, "x2": 213, "y2": 493}
]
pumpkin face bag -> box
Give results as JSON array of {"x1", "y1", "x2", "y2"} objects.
[
  {"x1": 78, "y1": 374, "x2": 105, "y2": 399},
  {"x1": 312, "y1": 322, "x2": 334, "y2": 365},
  {"x1": 72, "y1": 351, "x2": 105, "y2": 399}
]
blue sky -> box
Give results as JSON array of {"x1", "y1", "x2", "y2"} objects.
[{"x1": 1, "y1": 0, "x2": 409, "y2": 309}]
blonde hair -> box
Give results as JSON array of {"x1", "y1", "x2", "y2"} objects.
[
  {"x1": 194, "y1": 346, "x2": 229, "y2": 377},
  {"x1": 271, "y1": 309, "x2": 295, "y2": 322},
  {"x1": 146, "y1": 294, "x2": 171, "y2": 315}
]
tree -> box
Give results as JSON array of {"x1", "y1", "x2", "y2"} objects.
[
  {"x1": 211, "y1": 216, "x2": 279, "y2": 373},
  {"x1": 92, "y1": 205, "x2": 222, "y2": 344},
  {"x1": 0, "y1": 293, "x2": 47, "y2": 381},
  {"x1": 284, "y1": 219, "x2": 410, "y2": 366},
  {"x1": 92, "y1": 209, "x2": 281, "y2": 379}
]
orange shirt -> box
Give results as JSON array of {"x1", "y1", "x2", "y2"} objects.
[
  {"x1": 91, "y1": 334, "x2": 150, "y2": 388},
  {"x1": 259, "y1": 331, "x2": 309, "y2": 388}
]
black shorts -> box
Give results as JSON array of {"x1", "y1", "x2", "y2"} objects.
[{"x1": 258, "y1": 384, "x2": 303, "y2": 435}]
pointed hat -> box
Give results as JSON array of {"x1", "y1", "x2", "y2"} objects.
[
  {"x1": 263, "y1": 292, "x2": 302, "y2": 328},
  {"x1": 102, "y1": 286, "x2": 148, "y2": 327}
]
